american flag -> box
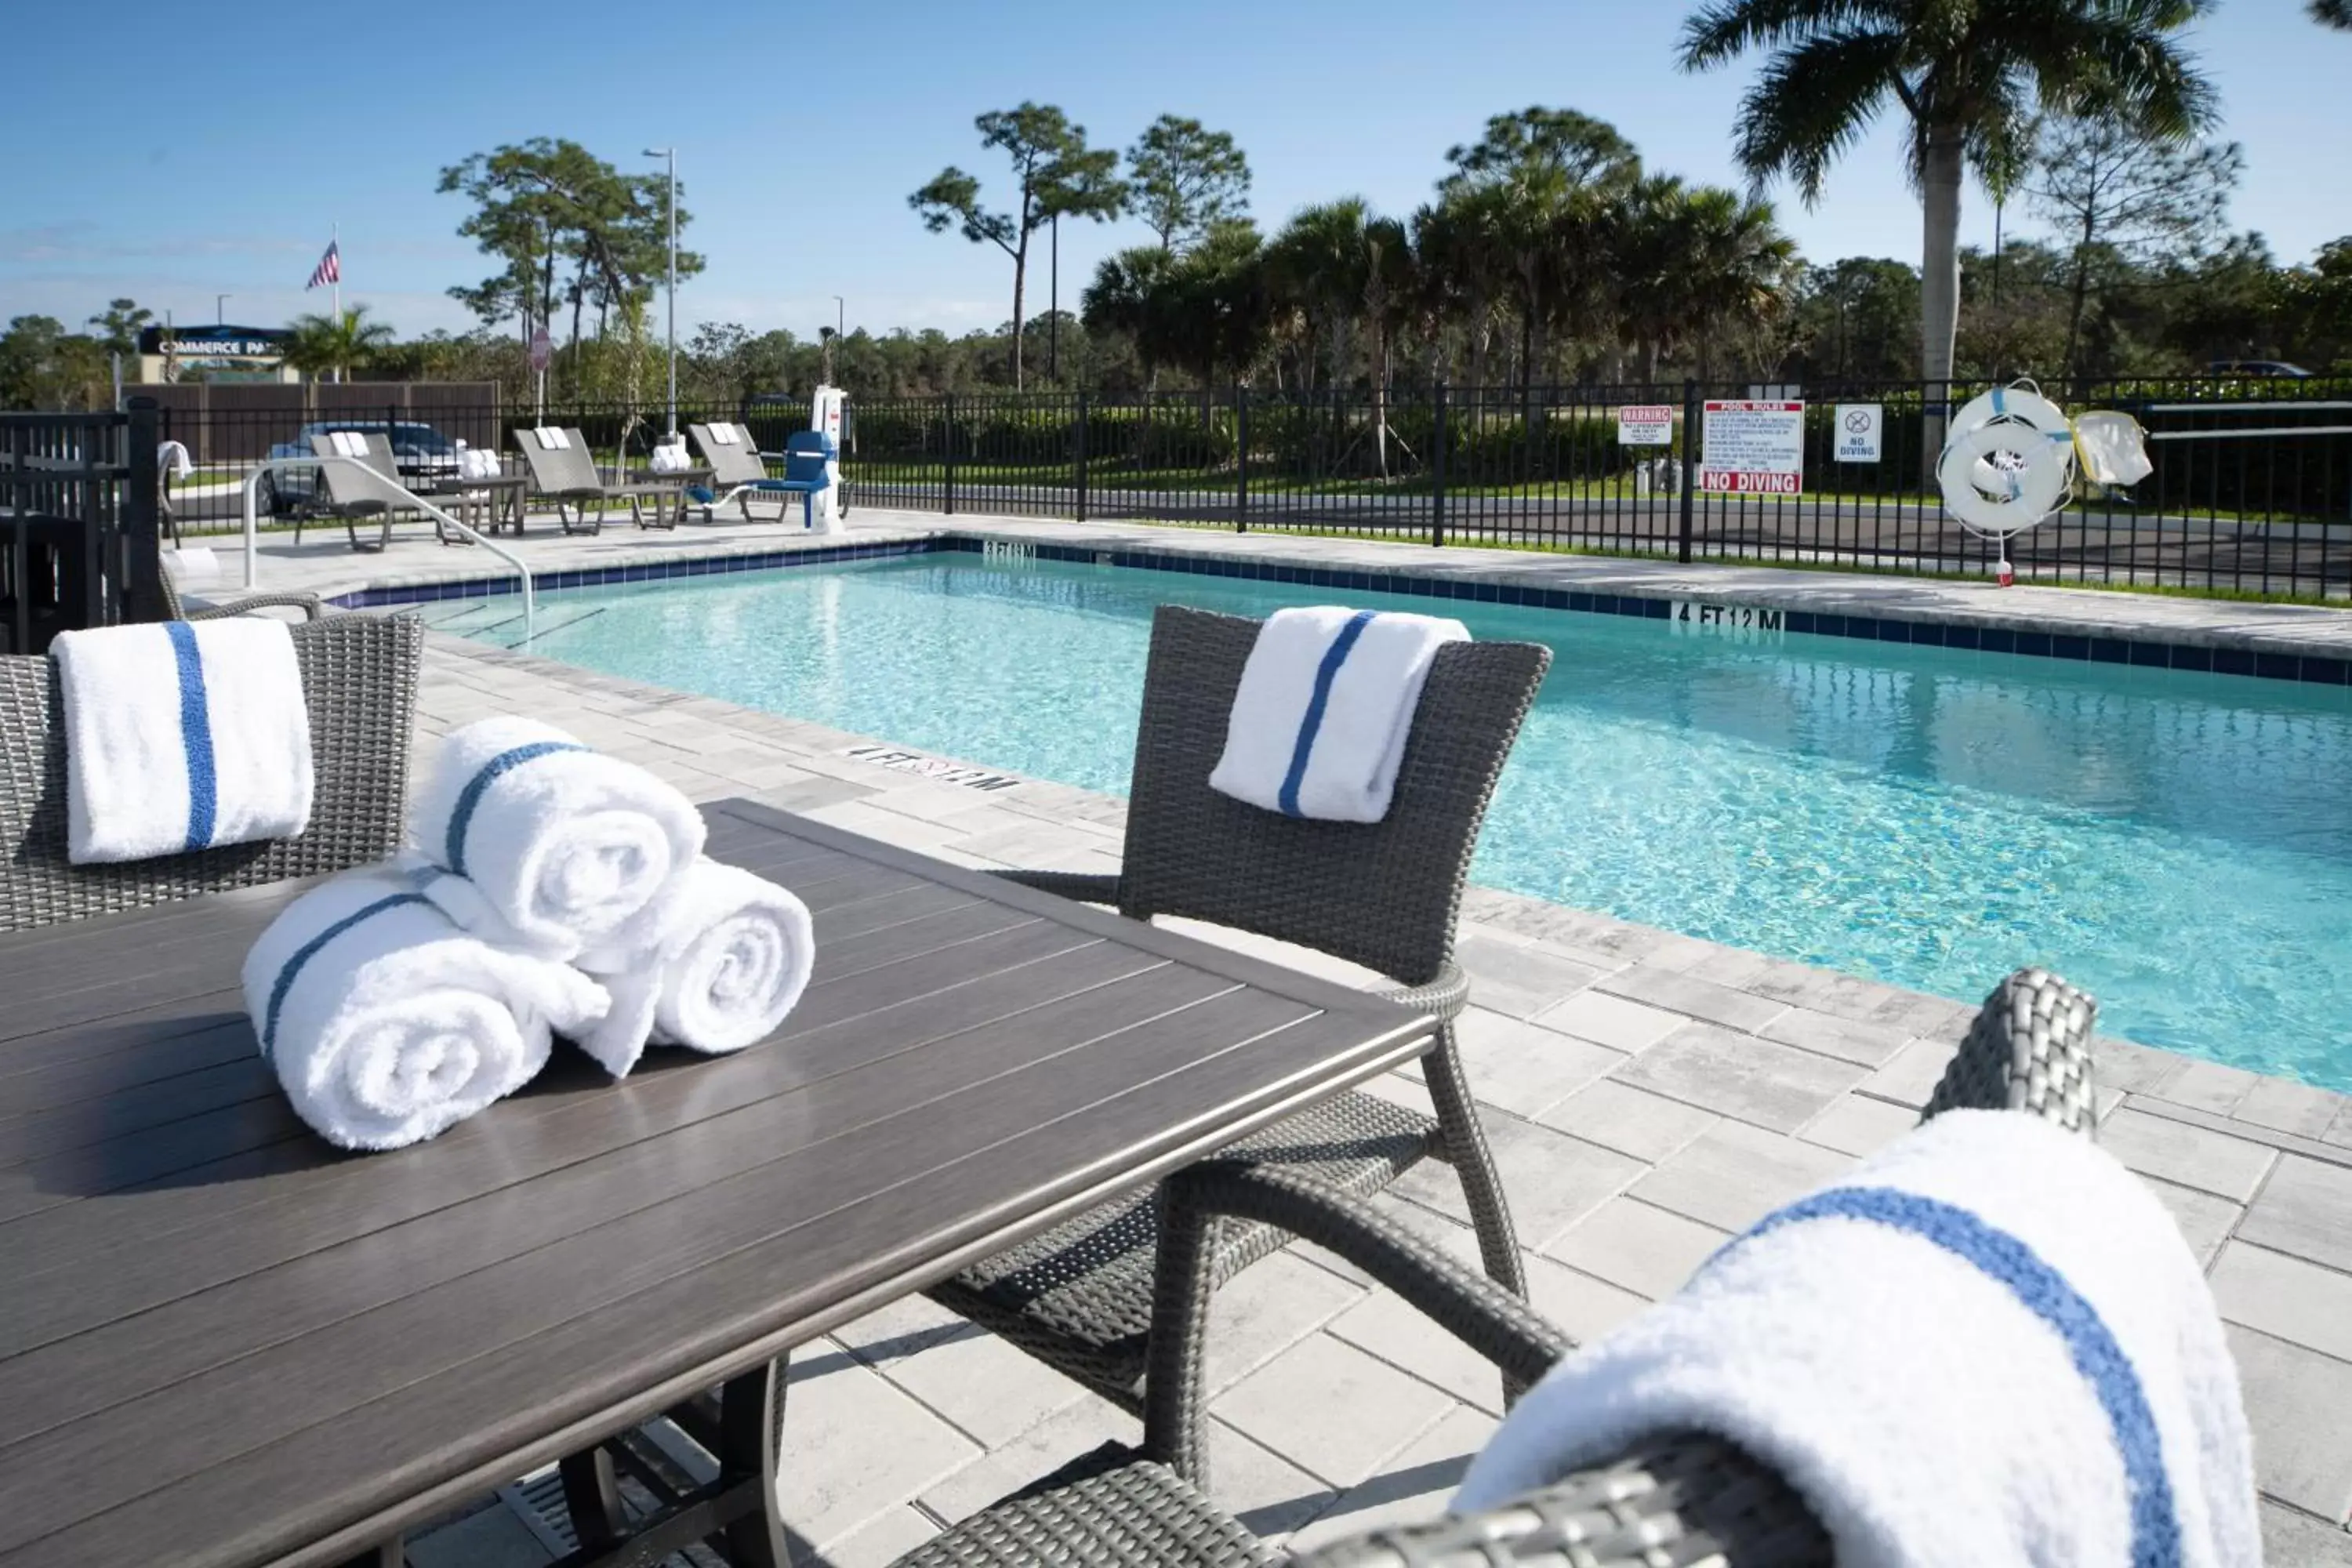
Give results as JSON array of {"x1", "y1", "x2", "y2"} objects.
[{"x1": 305, "y1": 240, "x2": 340, "y2": 290}]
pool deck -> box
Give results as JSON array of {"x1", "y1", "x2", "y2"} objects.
[{"x1": 187, "y1": 511, "x2": 2352, "y2": 1565}]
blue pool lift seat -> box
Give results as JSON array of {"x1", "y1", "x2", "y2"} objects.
[{"x1": 738, "y1": 430, "x2": 837, "y2": 528}]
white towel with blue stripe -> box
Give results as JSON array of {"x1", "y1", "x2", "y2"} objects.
[
  {"x1": 1454, "y1": 1109, "x2": 2258, "y2": 1568},
  {"x1": 568, "y1": 856, "x2": 816, "y2": 1077},
  {"x1": 240, "y1": 869, "x2": 610, "y2": 1151},
  {"x1": 52, "y1": 618, "x2": 312, "y2": 866},
  {"x1": 1207, "y1": 607, "x2": 1467, "y2": 823},
  {"x1": 407, "y1": 716, "x2": 706, "y2": 963}
]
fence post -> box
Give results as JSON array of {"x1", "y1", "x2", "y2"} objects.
[
  {"x1": 942, "y1": 392, "x2": 956, "y2": 517},
  {"x1": 122, "y1": 398, "x2": 162, "y2": 625},
  {"x1": 1234, "y1": 385, "x2": 1249, "y2": 533},
  {"x1": 1073, "y1": 391, "x2": 1090, "y2": 523},
  {"x1": 1431, "y1": 381, "x2": 1450, "y2": 548},
  {"x1": 1678, "y1": 376, "x2": 1699, "y2": 565}
]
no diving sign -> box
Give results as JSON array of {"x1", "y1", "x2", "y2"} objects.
[{"x1": 1835, "y1": 404, "x2": 1883, "y2": 463}]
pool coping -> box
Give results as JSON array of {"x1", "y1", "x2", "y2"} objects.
[{"x1": 263, "y1": 510, "x2": 2352, "y2": 684}]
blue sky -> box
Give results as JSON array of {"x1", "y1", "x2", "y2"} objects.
[{"x1": 3, "y1": 0, "x2": 2343, "y2": 341}]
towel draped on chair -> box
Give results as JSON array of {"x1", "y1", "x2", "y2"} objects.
[
  {"x1": 1207, "y1": 606, "x2": 1467, "y2": 823},
  {"x1": 52, "y1": 618, "x2": 313, "y2": 865},
  {"x1": 1454, "y1": 1109, "x2": 2259, "y2": 1568}
]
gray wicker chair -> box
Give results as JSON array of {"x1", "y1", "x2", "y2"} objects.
[
  {"x1": 889, "y1": 967, "x2": 2099, "y2": 1568},
  {"x1": 924, "y1": 604, "x2": 1553, "y2": 1416},
  {"x1": 156, "y1": 561, "x2": 326, "y2": 624},
  {"x1": 0, "y1": 614, "x2": 422, "y2": 932}
]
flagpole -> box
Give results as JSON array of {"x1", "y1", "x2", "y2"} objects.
[{"x1": 332, "y1": 223, "x2": 341, "y2": 321}]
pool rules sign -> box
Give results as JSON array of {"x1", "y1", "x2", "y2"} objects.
[{"x1": 1699, "y1": 399, "x2": 1805, "y2": 496}]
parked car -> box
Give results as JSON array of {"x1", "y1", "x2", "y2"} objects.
[
  {"x1": 259, "y1": 420, "x2": 464, "y2": 514},
  {"x1": 2206, "y1": 360, "x2": 2312, "y2": 378}
]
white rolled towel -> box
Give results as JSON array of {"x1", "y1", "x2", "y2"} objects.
[
  {"x1": 408, "y1": 717, "x2": 707, "y2": 962},
  {"x1": 241, "y1": 869, "x2": 611, "y2": 1151},
  {"x1": 569, "y1": 857, "x2": 816, "y2": 1077}
]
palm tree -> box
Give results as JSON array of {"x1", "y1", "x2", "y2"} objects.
[
  {"x1": 2315, "y1": 0, "x2": 2350, "y2": 28},
  {"x1": 1083, "y1": 246, "x2": 1180, "y2": 390},
  {"x1": 1679, "y1": 0, "x2": 2215, "y2": 462},
  {"x1": 1265, "y1": 200, "x2": 1376, "y2": 394},
  {"x1": 1413, "y1": 187, "x2": 1512, "y2": 389},
  {"x1": 1675, "y1": 187, "x2": 1800, "y2": 381},
  {"x1": 1438, "y1": 109, "x2": 1639, "y2": 408},
  {"x1": 283, "y1": 305, "x2": 395, "y2": 383}
]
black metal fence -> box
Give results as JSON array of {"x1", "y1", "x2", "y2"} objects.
[
  {"x1": 142, "y1": 376, "x2": 2352, "y2": 599},
  {"x1": 848, "y1": 376, "x2": 2352, "y2": 598},
  {"x1": 1, "y1": 402, "x2": 163, "y2": 654}
]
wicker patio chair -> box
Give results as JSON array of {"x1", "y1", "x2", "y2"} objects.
[
  {"x1": 924, "y1": 604, "x2": 1552, "y2": 1418},
  {"x1": 890, "y1": 967, "x2": 2098, "y2": 1568},
  {"x1": 0, "y1": 613, "x2": 422, "y2": 931},
  {"x1": 155, "y1": 560, "x2": 325, "y2": 623}
]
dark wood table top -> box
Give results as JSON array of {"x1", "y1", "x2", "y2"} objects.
[{"x1": 0, "y1": 798, "x2": 1433, "y2": 1568}]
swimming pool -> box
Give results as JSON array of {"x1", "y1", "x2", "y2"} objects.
[{"x1": 423, "y1": 553, "x2": 2352, "y2": 1087}]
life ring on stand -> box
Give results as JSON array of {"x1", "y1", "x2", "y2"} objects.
[
  {"x1": 1936, "y1": 420, "x2": 2073, "y2": 538},
  {"x1": 1948, "y1": 383, "x2": 2071, "y2": 444}
]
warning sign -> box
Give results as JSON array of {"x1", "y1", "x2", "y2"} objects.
[
  {"x1": 1699, "y1": 400, "x2": 1805, "y2": 495},
  {"x1": 1617, "y1": 405, "x2": 1675, "y2": 446}
]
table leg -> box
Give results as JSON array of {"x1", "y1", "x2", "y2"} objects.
[
  {"x1": 550, "y1": 1358, "x2": 786, "y2": 1568},
  {"x1": 558, "y1": 1443, "x2": 629, "y2": 1554},
  {"x1": 717, "y1": 1359, "x2": 788, "y2": 1568}
]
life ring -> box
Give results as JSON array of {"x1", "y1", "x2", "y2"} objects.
[
  {"x1": 1949, "y1": 383, "x2": 2071, "y2": 442},
  {"x1": 1937, "y1": 419, "x2": 2073, "y2": 537}
]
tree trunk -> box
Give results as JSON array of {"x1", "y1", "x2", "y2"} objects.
[
  {"x1": 1918, "y1": 125, "x2": 1966, "y2": 482},
  {"x1": 2063, "y1": 205, "x2": 2096, "y2": 380},
  {"x1": 1011, "y1": 233, "x2": 1029, "y2": 392}
]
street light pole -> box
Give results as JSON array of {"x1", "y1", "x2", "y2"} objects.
[
  {"x1": 216, "y1": 294, "x2": 230, "y2": 327},
  {"x1": 644, "y1": 147, "x2": 678, "y2": 437},
  {"x1": 1049, "y1": 212, "x2": 1059, "y2": 383},
  {"x1": 830, "y1": 296, "x2": 844, "y2": 384}
]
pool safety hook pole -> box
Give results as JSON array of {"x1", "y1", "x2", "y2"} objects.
[{"x1": 237, "y1": 458, "x2": 535, "y2": 637}]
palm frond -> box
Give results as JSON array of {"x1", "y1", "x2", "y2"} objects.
[
  {"x1": 1727, "y1": 27, "x2": 1908, "y2": 201},
  {"x1": 2315, "y1": 0, "x2": 2352, "y2": 30},
  {"x1": 1678, "y1": 0, "x2": 1906, "y2": 71}
]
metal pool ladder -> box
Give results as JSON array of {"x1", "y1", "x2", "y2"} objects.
[{"x1": 236, "y1": 458, "x2": 535, "y2": 639}]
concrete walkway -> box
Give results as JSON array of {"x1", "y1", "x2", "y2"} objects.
[{"x1": 351, "y1": 615, "x2": 2352, "y2": 1566}]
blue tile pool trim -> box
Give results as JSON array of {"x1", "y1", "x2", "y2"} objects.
[
  {"x1": 325, "y1": 538, "x2": 934, "y2": 609},
  {"x1": 332, "y1": 532, "x2": 2350, "y2": 687},
  {"x1": 932, "y1": 537, "x2": 2352, "y2": 687}
]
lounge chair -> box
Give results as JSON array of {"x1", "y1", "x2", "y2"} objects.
[
  {"x1": 0, "y1": 614, "x2": 423, "y2": 931},
  {"x1": 923, "y1": 604, "x2": 1553, "y2": 1415},
  {"x1": 687, "y1": 423, "x2": 836, "y2": 527},
  {"x1": 510, "y1": 426, "x2": 676, "y2": 535},
  {"x1": 299, "y1": 431, "x2": 408, "y2": 552}
]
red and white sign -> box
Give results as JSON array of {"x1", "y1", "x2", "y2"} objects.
[
  {"x1": 528, "y1": 326, "x2": 553, "y2": 373},
  {"x1": 1617, "y1": 404, "x2": 1675, "y2": 446},
  {"x1": 1699, "y1": 399, "x2": 1805, "y2": 495}
]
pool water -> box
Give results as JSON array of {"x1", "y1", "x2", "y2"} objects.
[{"x1": 429, "y1": 554, "x2": 2352, "y2": 1087}]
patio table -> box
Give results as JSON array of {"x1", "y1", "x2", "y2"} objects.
[
  {"x1": 0, "y1": 797, "x2": 1434, "y2": 1568},
  {"x1": 419, "y1": 474, "x2": 530, "y2": 541}
]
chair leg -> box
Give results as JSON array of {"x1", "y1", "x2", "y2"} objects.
[
  {"x1": 1421, "y1": 1023, "x2": 1530, "y2": 1404},
  {"x1": 558, "y1": 1443, "x2": 629, "y2": 1555},
  {"x1": 1142, "y1": 1178, "x2": 1221, "y2": 1489}
]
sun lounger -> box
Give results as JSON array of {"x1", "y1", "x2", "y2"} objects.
[{"x1": 510, "y1": 426, "x2": 677, "y2": 535}]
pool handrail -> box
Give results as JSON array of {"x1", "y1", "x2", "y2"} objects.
[{"x1": 238, "y1": 457, "x2": 534, "y2": 639}]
